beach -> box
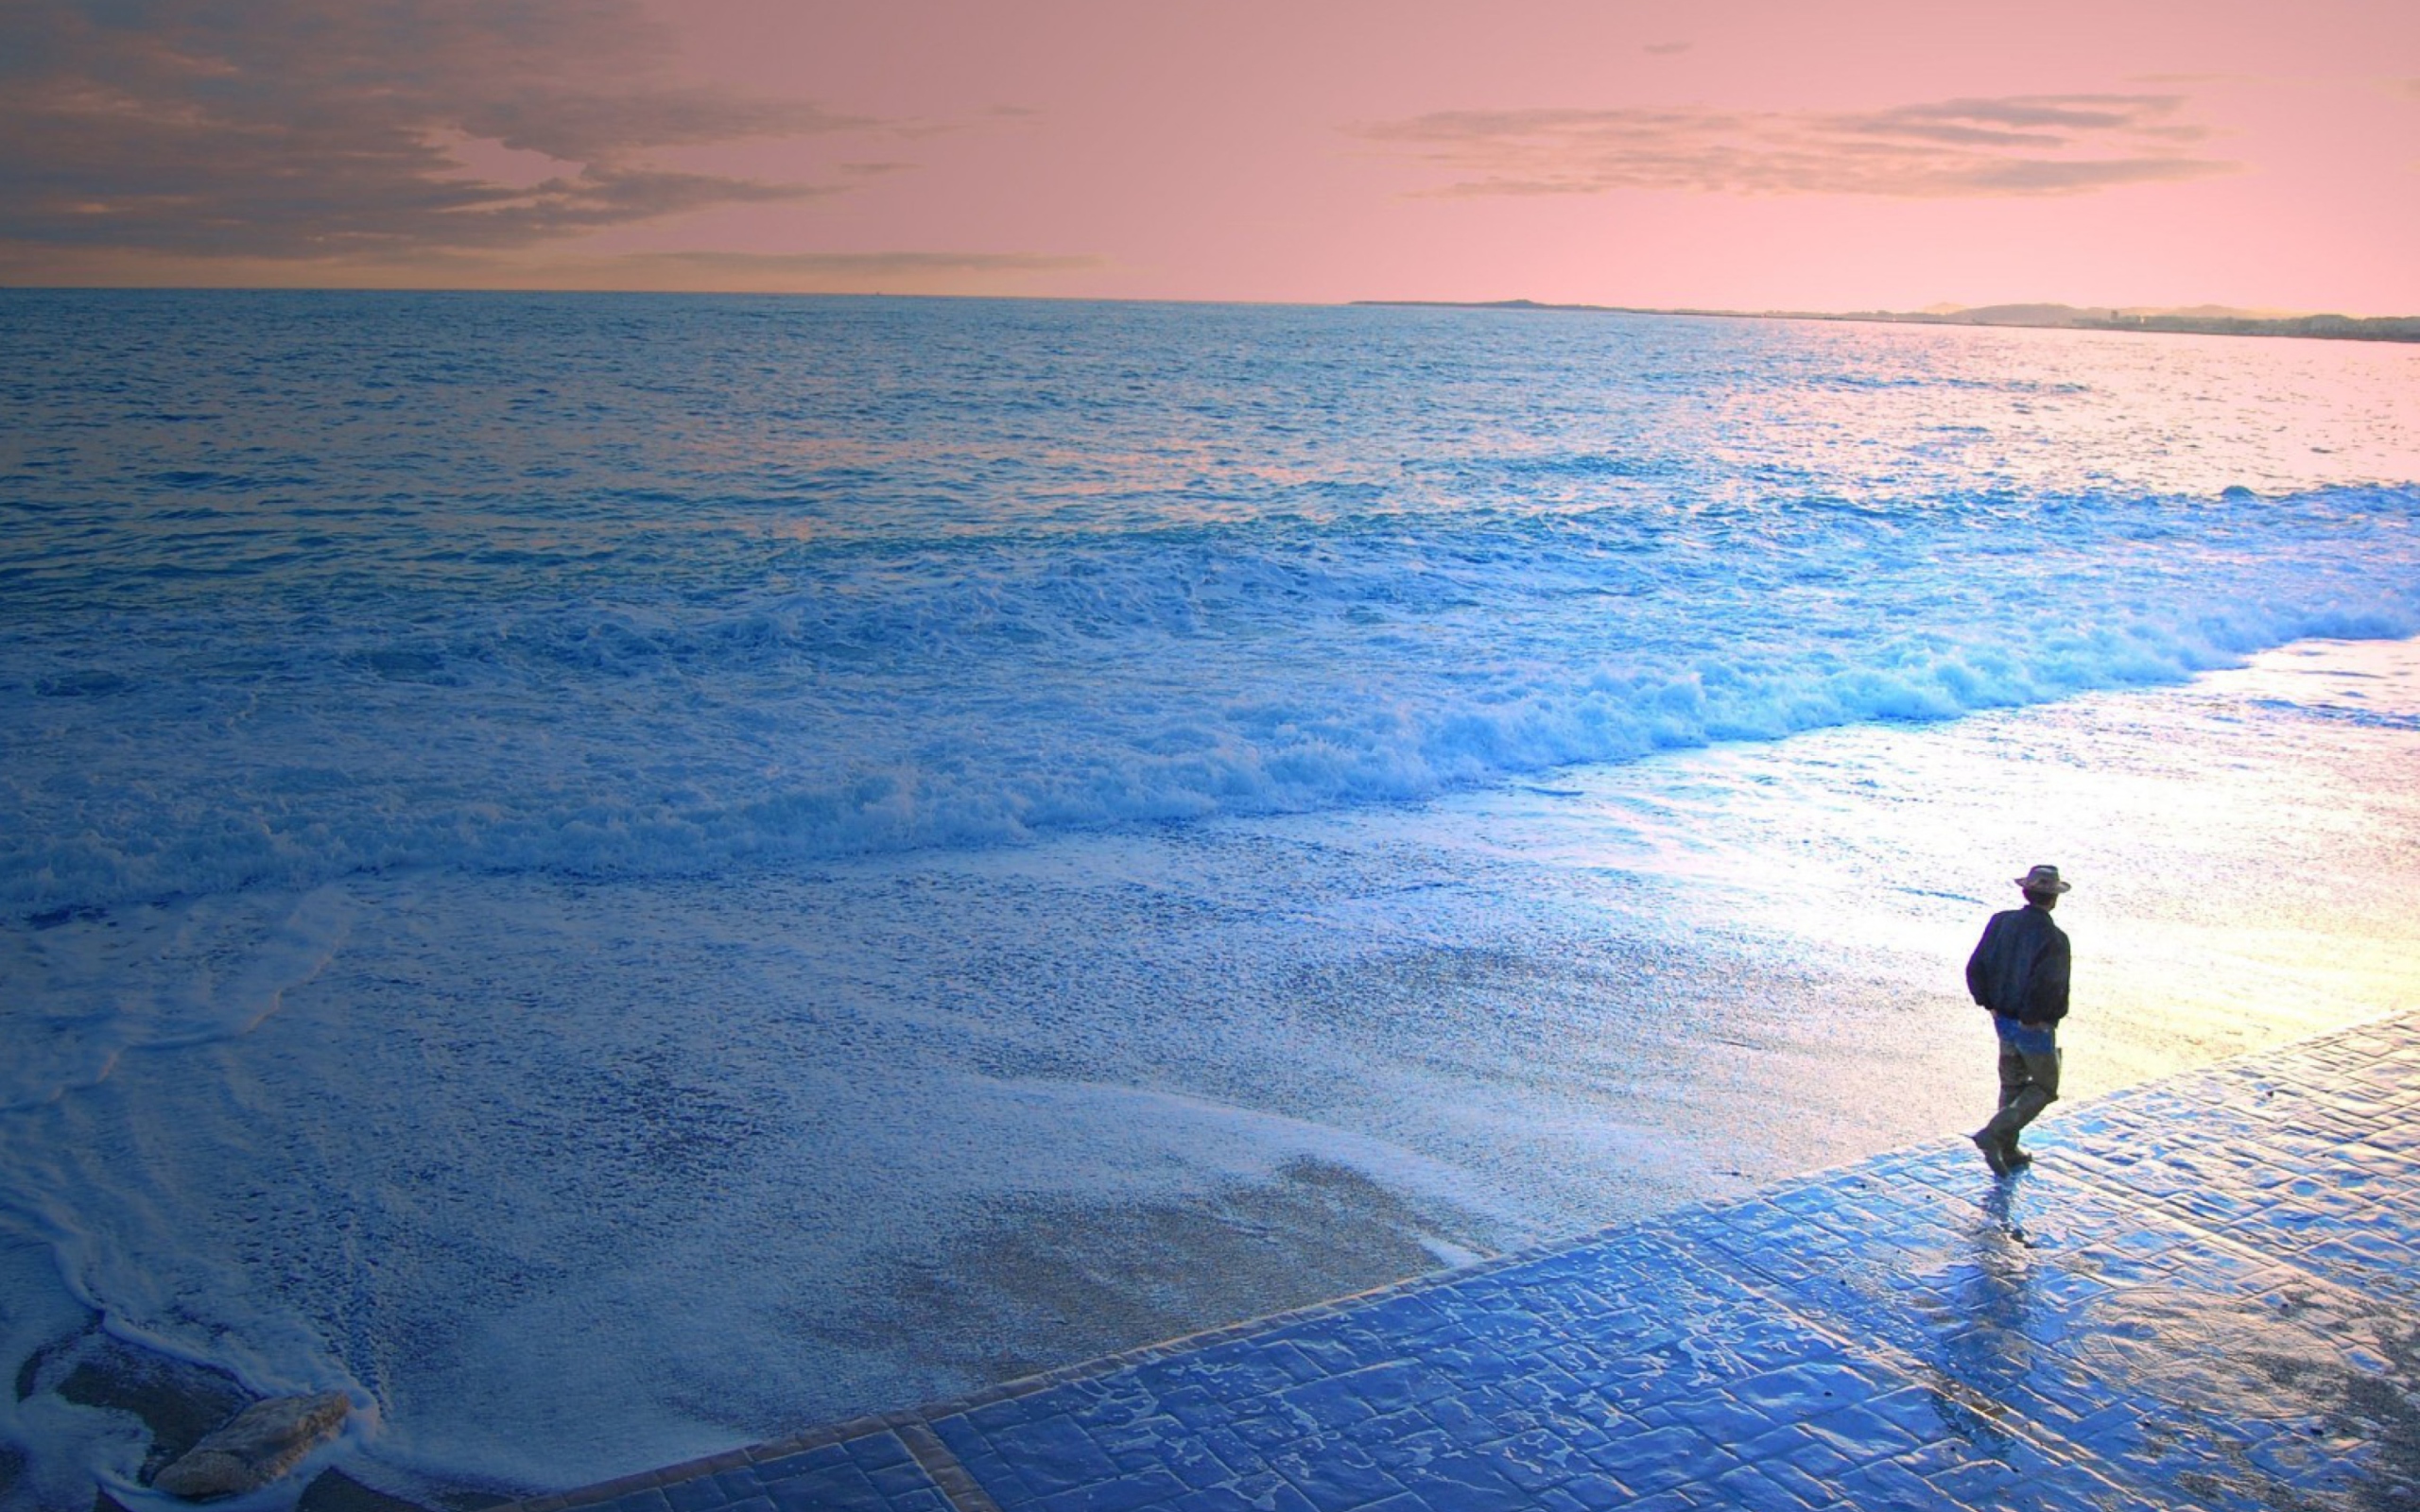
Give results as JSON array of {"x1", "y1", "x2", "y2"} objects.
[
  {"x1": 3, "y1": 293, "x2": 2418, "y2": 1506},
  {"x1": 504, "y1": 1008, "x2": 2420, "y2": 1512}
]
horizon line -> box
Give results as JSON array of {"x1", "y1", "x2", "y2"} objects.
[{"x1": 1, "y1": 283, "x2": 2411, "y2": 328}]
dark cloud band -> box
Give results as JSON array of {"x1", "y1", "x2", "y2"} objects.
[{"x1": 613, "y1": 250, "x2": 1103, "y2": 276}]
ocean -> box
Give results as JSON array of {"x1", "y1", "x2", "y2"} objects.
[{"x1": 3, "y1": 290, "x2": 2418, "y2": 1505}]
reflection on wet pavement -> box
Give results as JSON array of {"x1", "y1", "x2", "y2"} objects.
[{"x1": 519, "y1": 1013, "x2": 2420, "y2": 1512}]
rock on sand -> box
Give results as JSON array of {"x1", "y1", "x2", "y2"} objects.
[{"x1": 151, "y1": 1393, "x2": 350, "y2": 1499}]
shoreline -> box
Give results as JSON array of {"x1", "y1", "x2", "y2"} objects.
[
  {"x1": 6, "y1": 294, "x2": 2414, "y2": 1504},
  {"x1": 9, "y1": 286, "x2": 2418, "y2": 345},
  {"x1": 12, "y1": 636, "x2": 2420, "y2": 1506},
  {"x1": 508, "y1": 1005, "x2": 2420, "y2": 1512}
]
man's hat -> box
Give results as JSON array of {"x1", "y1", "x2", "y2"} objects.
[{"x1": 2015, "y1": 864, "x2": 2072, "y2": 894}]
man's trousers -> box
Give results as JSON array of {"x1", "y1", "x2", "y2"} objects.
[{"x1": 1981, "y1": 1014, "x2": 2060, "y2": 1147}]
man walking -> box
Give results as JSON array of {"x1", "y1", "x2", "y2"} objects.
[{"x1": 1966, "y1": 864, "x2": 2072, "y2": 1177}]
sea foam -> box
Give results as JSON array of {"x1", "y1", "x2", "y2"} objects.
[
  {"x1": 4, "y1": 292, "x2": 2420, "y2": 1503},
  {"x1": 5, "y1": 478, "x2": 2415, "y2": 914}
]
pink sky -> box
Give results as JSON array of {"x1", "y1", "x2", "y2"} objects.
[{"x1": 4, "y1": 0, "x2": 2416, "y2": 310}]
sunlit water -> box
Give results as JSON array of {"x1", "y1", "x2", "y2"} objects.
[{"x1": 3, "y1": 292, "x2": 2418, "y2": 1505}]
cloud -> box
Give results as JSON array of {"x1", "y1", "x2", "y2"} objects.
[
  {"x1": 0, "y1": 242, "x2": 1108, "y2": 292},
  {"x1": 471, "y1": 247, "x2": 1109, "y2": 293},
  {"x1": 1353, "y1": 94, "x2": 2238, "y2": 198},
  {"x1": 0, "y1": 0, "x2": 873, "y2": 260},
  {"x1": 612, "y1": 250, "x2": 1103, "y2": 280}
]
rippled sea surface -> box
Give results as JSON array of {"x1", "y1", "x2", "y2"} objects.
[{"x1": 4, "y1": 292, "x2": 2419, "y2": 1503}]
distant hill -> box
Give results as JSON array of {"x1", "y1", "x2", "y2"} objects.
[
  {"x1": 1350, "y1": 298, "x2": 2420, "y2": 343},
  {"x1": 1845, "y1": 302, "x2": 2420, "y2": 341}
]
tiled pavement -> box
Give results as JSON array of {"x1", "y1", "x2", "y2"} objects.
[{"x1": 514, "y1": 1013, "x2": 2420, "y2": 1512}]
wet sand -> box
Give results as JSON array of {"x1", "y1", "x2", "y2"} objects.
[{"x1": 7, "y1": 640, "x2": 2420, "y2": 1503}]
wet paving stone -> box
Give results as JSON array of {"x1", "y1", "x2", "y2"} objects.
[{"x1": 523, "y1": 1012, "x2": 2420, "y2": 1512}]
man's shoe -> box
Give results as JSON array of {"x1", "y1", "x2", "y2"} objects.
[
  {"x1": 1971, "y1": 1129, "x2": 2013, "y2": 1177},
  {"x1": 2002, "y1": 1143, "x2": 2033, "y2": 1170}
]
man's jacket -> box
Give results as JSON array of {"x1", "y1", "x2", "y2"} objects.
[{"x1": 1965, "y1": 904, "x2": 2070, "y2": 1024}]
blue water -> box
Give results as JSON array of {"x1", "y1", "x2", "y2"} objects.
[
  {"x1": 4, "y1": 291, "x2": 2420, "y2": 1504},
  {"x1": 9, "y1": 293, "x2": 2418, "y2": 915}
]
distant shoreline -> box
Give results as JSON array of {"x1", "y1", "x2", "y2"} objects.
[
  {"x1": 5, "y1": 286, "x2": 2413, "y2": 340},
  {"x1": 1350, "y1": 298, "x2": 2420, "y2": 344}
]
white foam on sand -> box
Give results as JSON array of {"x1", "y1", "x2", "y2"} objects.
[
  {"x1": 7, "y1": 298, "x2": 2420, "y2": 1503},
  {"x1": 4, "y1": 638, "x2": 2418, "y2": 1501}
]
